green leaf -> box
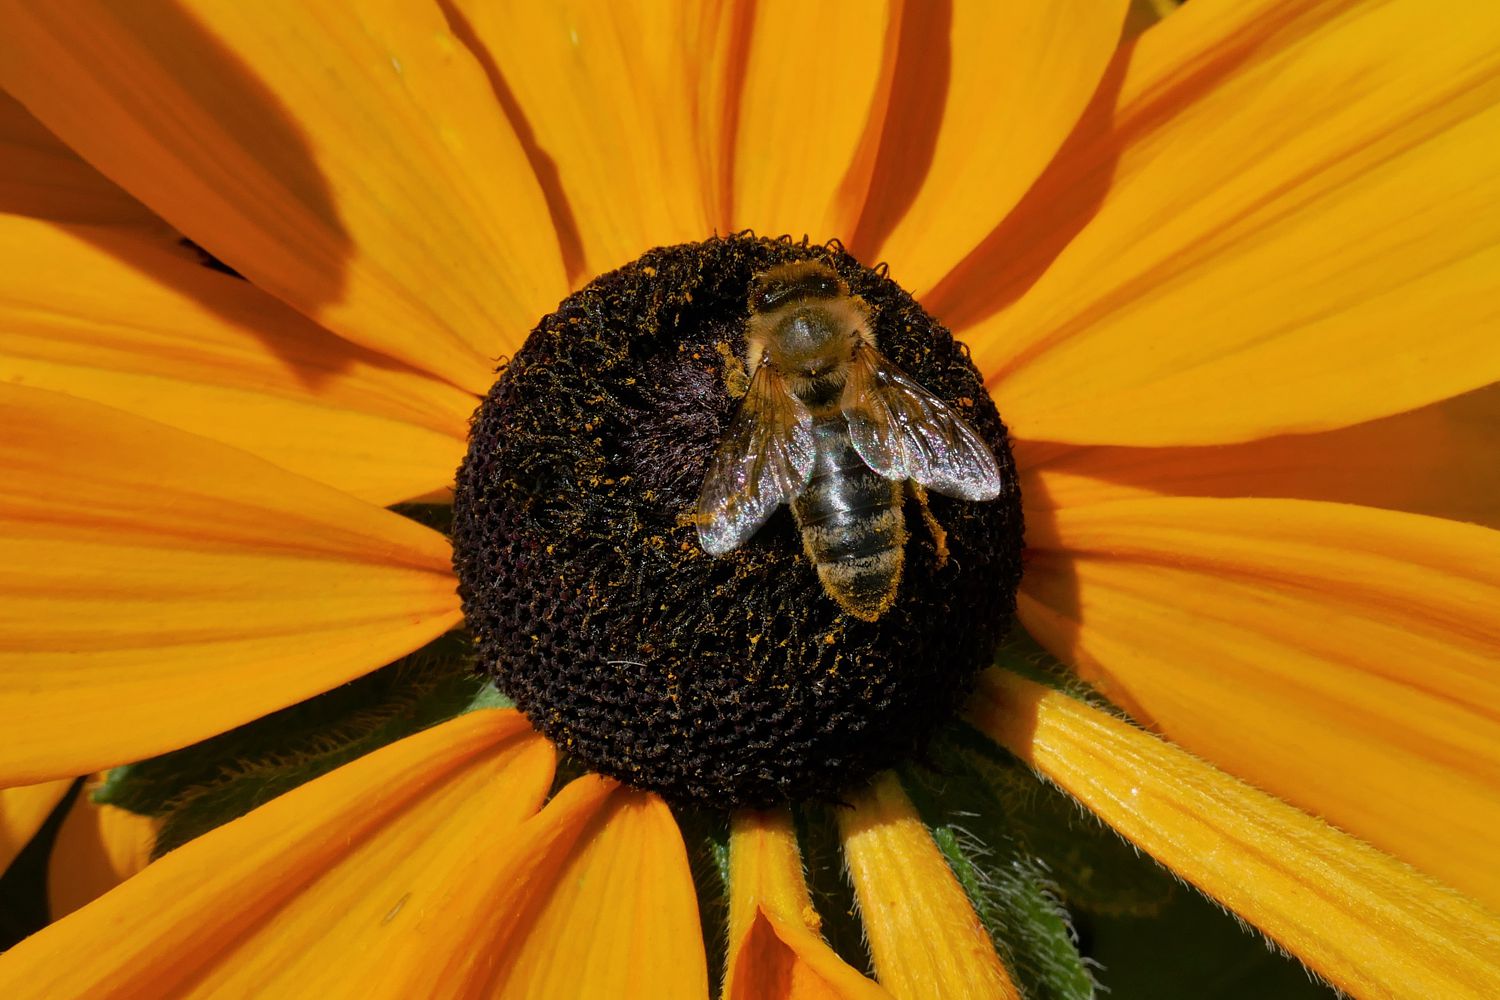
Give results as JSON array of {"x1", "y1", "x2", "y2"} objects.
[
  {"x1": 388, "y1": 501, "x2": 454, "y2": 535},
  {"x1": 1081, "y1": 877, "x2": 1341, "y2": 1000},
  {"x1": 947, "y1": 729, "x2": 1175, "y2": 918},
  {"x1": 97, "y1": 632, "x2": 509, "y2": 856},
  {"x1": 901, "y1": 758, "x2": 1096, "y2": 1000},
  {"x1": 992, "y1": 629, "x2": 1121, "y2": 714},
  {"x1": 0, "y1": 780, "x2": 77, "y2": 950},
  {"x1": 795, "y1": 803, "x2": 876, "y2": 978},
  {"x1": 673, "y1": 805, "x2": 731, "y2": 994}
]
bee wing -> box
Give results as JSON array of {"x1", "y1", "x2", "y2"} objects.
[
  {"x1": 696, "y1": 361, "x2": 815, "y2": 555},
  {"x1": 843, "y1": 342, "x2": 1003, "y2": 501}
]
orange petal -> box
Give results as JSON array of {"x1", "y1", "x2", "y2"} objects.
[
  {"x1": 948, "y1": 0, "x2": 1500, "y2": 445},
  {"x1": 0, "y1": 1, "x2": 569, "y2": 391},
  {"x1": 1021, "y1": 496, "x2": 1500, "y2": 910},
  {"x1": 453, "y1": 1, "x2": 720, "y2": 282},
  {"x1": 837, "y1": 773, "x2": 1018, "y2": 1000},
  {"x1": 483, "y1": 780, "x2": 709, "y2": 999},
  {"x1": 0, "y1": 215, "x2": 474, "y2": 505},
  {"x1": 0, "y1": 90, "x2": 161, "y2": 228},
  {"x1": 728, "y1": 0, "x2": 890, "y2": 242},
  {"x1": 1016, "y1": 380, "x2": 1500, "y2": 531},
  {"x1": 0, "y1": 779, "x2": 72, "y2": 876},
  {"x1": 969, "y1": 672, "x2": 1500, "y2": 999},
  {"x1": 725, "y1": 809, "x2": 890, "y2": 1000},
  {"x1": 0, "y1": 710, "x2": 553, "y2": 999},
  {"x1": 849, "y1": 0, "x2": 1128, "y2": 291},
  {"x1": 0, "y1": 384, "x2": 462, "y2": 786},
  {"x1": 46, "y1": 775, "x2": 157, "y2": 920}
]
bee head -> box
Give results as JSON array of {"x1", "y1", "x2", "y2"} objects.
[
  {"x1": 749, "y1": 260, "x2": 843, "y2": 314},
  {"x1": 750, "y1": 262, "x2": 869, "y2": 380}
]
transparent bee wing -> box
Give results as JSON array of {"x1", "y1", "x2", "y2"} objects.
[
  {"x1": 843, "y1": 342, "x2": 1003, "y2": 501},
  {"x1": 696, "y1": 361, "x2": 815, "y2": 555}
]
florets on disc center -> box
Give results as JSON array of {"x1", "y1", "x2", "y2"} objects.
[{"x1": 452, "y1": 235, "x2": 1024, "y2": 808}]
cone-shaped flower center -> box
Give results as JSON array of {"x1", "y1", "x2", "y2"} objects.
[{"x1": 453, "y1": 235, "x2": 1024, "y2": 807}]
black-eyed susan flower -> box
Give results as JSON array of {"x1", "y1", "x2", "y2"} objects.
[{"x1": 0, "y1": 0, "x2": 1498, "y2": 997}]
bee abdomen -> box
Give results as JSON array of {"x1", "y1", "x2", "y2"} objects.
[{"x1": 792, "y1": 420, "x2": 907, "y2": 621}]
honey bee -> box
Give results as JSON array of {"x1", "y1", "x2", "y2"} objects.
[{"x1": 696, "y1": 261, "x2": 1003, "y2": 621}]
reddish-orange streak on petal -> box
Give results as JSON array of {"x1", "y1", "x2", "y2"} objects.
[
  {"x1": 726, "y1": 0, "x2": 890, "y2": 243},
  {"x1": 1015, "y1": 381, "x2": 1500, "y2": 531},
  {"x1": 0, "y1": 215, "x2": 474, "y2": 505},
  {"x1": 0, "y1": 0, "x2": 570, "y2": 391},
  {"x1": 0, "y1": 384, "x2": 463, "y2": 786},
  {"x1": 0, "y1": 89, "x2": 162, "y2": 228},
  {"x1": 455, "y1": 1, "x2": 721, "y2": 283},
  {"x1": 970, "y1": 672, "x2": 1500, "y2": 999},
  {"x1": 953, "y1": 0, "x2": 1500, "y2": 445},
  {"x1": 850, "y1": 0, "x2": 1129, "y2": 294}
]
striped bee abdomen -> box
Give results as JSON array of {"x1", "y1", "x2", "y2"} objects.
[{"x1": 791, "y1": 417, "x2": 907, "y2": 621}]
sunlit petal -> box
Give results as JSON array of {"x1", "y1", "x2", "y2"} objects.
[
  {"x1": 852, "y1": 0, "x2": 1128, "y2": 292},
  {"x1": 480, "y1": 781, "x2": 707, "y2": 999},
  {"x1": 0, "y1": 0, "x2": 569, "y2": 391},
  {"x1": 0, "y1": 384, "x2": 462, "y2": 786},
  {"x1": 0, "y1": 215, "x2": 473, "y2": 505},
  {"x1": 454, "y1": 0, "x2": 720, "y2": 282},
  {"x1": 728, "y1": 0, "x2": 889, "y2": 242},
  {"x1": 1016, "y1": 381, "x2": 1500, "y2": 531},
  {"x1": 970, "y1": 672, "x2": 1500, "y2": 1000},
  {"x1": 0, "y1": 711, "x2": 551, "y2": 999},
  {"x1": 1022, "y1": 496, "x2": 1500, "y2": 909},
  {"x1": 838, "y1": 773, "x2": 1018, "y2": 1000},
  {"x1": 726, "y1": 808, "x2": 890, "y2": 1000},
  {"x1": 948, "y1": 0, "x2": 1500, "y2": 444}
]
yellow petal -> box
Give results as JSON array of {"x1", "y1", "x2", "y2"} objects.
[
  {"x1": 0, "y1": 90, "x2": 161, "y2": 228},
  {"x1": 850, "y1": 0, "x2": 1128, "y2": 291},
  {"x1": 0, "y1": 710, "x2": 552, "y2": 1000},
  {"x1": 0, "y1": 779, "x2": 72, "y2": 876},
  {"x1": 729, "y1": 0, "x2": 890, "y2": 242},
  {"x1": 951, "y1": 0, "x2": 1500, "y2": 445},
  {"x1": 454, "y1": 1, "x2": 720, "y2": 282},
  {"x1": 0, "y1": 384, "x2": 462, "y2": 786},
  {"x1": 46, "y1": 775, "x2": 157, "y2": 920},
  {"x1": 0, "y1": 1, "x2": 569, "y2": 391},
  {"x1": 837, "y1": 773, "x2": 1018, "y2": 1000},
  {"x1": 726, "y1": 809, "x2": 890, "y2": 1000},
  {"x1": 0, "y1": 215, "x2": 474, "y2": 505},
  {"x1": 1021, "y1": 496, "x2": 1500, "y2": 910},
  {"x1": 485, "y1": 780, "x2": 709, "y2": 999},
  {"x1": 1016, "y1": 380, "x2": 1500, "y2": 531},
  {"x1": 969, "y1": 672, "x2": 1500, "y2": 999}
]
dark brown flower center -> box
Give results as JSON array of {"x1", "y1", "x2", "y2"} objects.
[{"x1": 452, "y1": 235, "x2": 1024, "y2": 808}]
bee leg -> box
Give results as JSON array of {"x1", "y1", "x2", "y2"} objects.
[{"x1": 909, "y1": 482, "x2": 949, "y2": 568}]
